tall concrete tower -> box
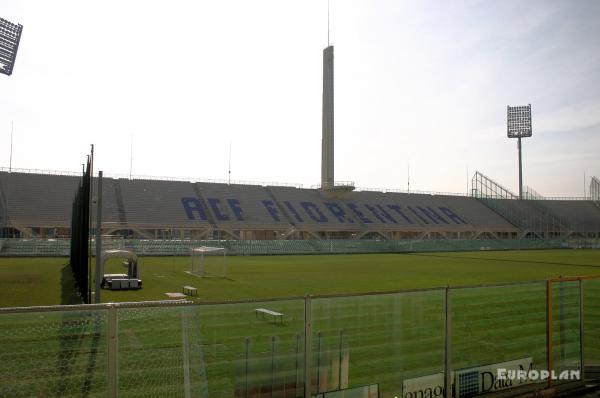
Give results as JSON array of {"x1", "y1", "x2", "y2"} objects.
[{"x1": 321, "y1": 45, "x2": 334, "y2": 189}]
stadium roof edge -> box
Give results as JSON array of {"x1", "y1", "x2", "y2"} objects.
[
  {"x1": 357, "y1": 187, "x2": 471, "y2": 197},
  {"x1": 0, "y1": 167, "x2": 593, "y2": 200},
  {"x1": 0, "y1": 167, "x2": 303, "y2": 188}
]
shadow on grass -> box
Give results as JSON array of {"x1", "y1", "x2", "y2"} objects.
[
  {"x1": 55, "y1": 263, "x2": 102, "y2": 397},
  {"x1": 61, "y1": 263, "x2": 83, "y2": 305},
  {"x1": 408, "y1": 252, "x2": 600, "y2": 269}
]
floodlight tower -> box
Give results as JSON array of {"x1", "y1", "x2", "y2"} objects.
[
  {"x1": 507, "y1": 104, "x2": 532, "y2": 200},
  {"x1": 0, "y1": 17, "x2": 23, "y2": 76}
]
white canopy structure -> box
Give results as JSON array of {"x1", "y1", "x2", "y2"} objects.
[{"x1": 100, "y1": 249, "x2": 142, "y2": 290}]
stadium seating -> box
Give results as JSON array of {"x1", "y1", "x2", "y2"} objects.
[
  {"x1": 117, "y1": 178, "x2": 211, "y2": 229},
  {"x1": 481, "y1": 198, "x2": 571, "y2": 233},
  {"x1": 0, "y1": 172, "x2": 78, "y2": 227},
  {"x1": 194, "y1": 183, "x2": 292, "y2": 230},
  {"x1": 266, "y1": 186, "x2": 362, "y2": 231},
  {"x1": 430, "y1": 195, "x2": 517, "y2": 231},
  {"x1": 539, "y1": 200, "x2": 600, "y2": 233},
  {"x1": 1, "y1": 171, "x2": 599, "y2": 242},
  {"x1": 345, "y1": 191, "x2": 517, "y2": 233}
]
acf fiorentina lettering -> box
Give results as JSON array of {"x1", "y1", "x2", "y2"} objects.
[{"x1": 180, "y1": 197, "x2": 467, "y2": 225}]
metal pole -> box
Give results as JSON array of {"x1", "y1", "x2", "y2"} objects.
[
  {"x1": 245, "y1": 337, "x2": 250, "y2": 398},
  {"x1": 271, "y1": 336, "x2": 276, "y2": 398},
  {"x1": 95, "y1": 171, "x2": 103, "y2": 303},
  {"x1": 579, "y1": 279, "x2": 584, "y2": 377},
  {"x1": 108, "y1": 304, "x2": 118, "y2": 398},
  {"x1": 181, "y1": 307, "x2": 191, "y2": 398},
  {"x1": 295, "y1": 334, "x2": 301, "y2": 397},
  {"x1": 129, "y1": 135, "x2": 133, "y2": 179},
  {"x1": 9, "y1": 121, "x2": 13, "y2": 172},
  {"x1": 444, "y1": 286, "x2": 452, "y2": 398},
  {"x1": 338, "y1": 329, "x2": 344, "y2": 390},
  {"x1": 546, "y1": 280, "x2": 553, "y2": 388},
  {"x1": 316, "y1": 331, "x2": 322, "y2": 393},
  {"x1": 88, "y1": 145, "x2": 94, "y2": 304},
  {"x1": 304, "y1": 295, "x2": 313, "y2": 398},
  {"x1": 518, "y1": 137, "x2": 523, "y2": 200},
  {"x1": 559, "y1": 280, "x2": 566, "y2": 364}
]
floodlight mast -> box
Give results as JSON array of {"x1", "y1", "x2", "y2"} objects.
[
  {"x1": 518, "y1": 137, "x2": 522, "y2": 199},
  {"x1": 507, "y1": 104, "x2": 532, "y2": 200},
  {"x1": 0, "y1": 17, "x2": 23, "y2": 76}
]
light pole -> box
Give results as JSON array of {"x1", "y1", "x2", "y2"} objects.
[{"x1": 507, "y1": 104, "x2": 532, "y2": 200}]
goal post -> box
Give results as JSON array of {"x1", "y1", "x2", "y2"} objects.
[{"x1": 190, "y1": 246, "x2": 227, "y2": 277}]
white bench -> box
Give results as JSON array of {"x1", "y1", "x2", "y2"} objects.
[
  {"x1": 255, "y1": 308, "x2": 284, "y2": 324},
  {"x1": 182, "y1": 285, "x2": 198, "y2": 296}
]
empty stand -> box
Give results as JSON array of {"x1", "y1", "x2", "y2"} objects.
[
  {"x1": 117, "y1": 179, "x2": 211, "y2": 230},
  {"x1": 430, "y1": 195, "x2": 517, "y2": 231},
  {"x1": 2, "y1": 170, "x2": 598, "y2": 240},
  {"x1": 112, "y1": 179, "x2": 128, "y2": 226},
  {"x1": 0, "y1": 172, "x2": 78, "y2": 228},
  {"x1": 267, "y1": 186, "x2": 361, "y2": 232},
  {"x1": 483, "y1": 198, "x2": 570, "y2": 235},
  {"x1": 539, "y1": 200, "x2": 600, "y2": 233},
  {"x1": 471, "y1": 171, "x2": 573, "y2": 236},
  {"x1": 0, "y1": 178, "x2": 7, "y2": 231},
  {"x1": 194, "y1": 183, "x2": 293, "y2": 231},
  {"x1": 342, "y1": 191, "x2": 517, "y2": 234}
]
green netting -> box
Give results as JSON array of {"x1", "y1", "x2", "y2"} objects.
[
  {"x1": 0, "y1": 309, "x2": 107, "y2": 397},
  {"x1": 116, "y1": 299, "x2": 305, "y2": 398},
  {"x1": 451, "y1": 282, "x2": 548, "y2": 386},
  {"x1": 197, "y1": 299, "x2": 305, "y2": 398},
  {"x1": 552, "y1": 281, "x2": 581, "y2": 378},
  {"x1": 118, "y1": 305, "x2": 206, "y2": 398},
  {"x1": 584, "y1": 279, "x2": 600, "y2": 365},
  {"x1": 0, "y1": 279, "x2": 597, "y2": 397},
  {"x1": 312, "y1": 291, "x2": 445, "y2": 398}
]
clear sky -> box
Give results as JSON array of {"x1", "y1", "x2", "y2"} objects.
[{"x1": 1, "y1": 0, "x2": 599, "y2": 197}]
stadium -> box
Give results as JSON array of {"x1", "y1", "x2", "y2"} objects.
[
  {"x1": 1, "y1": 167, "x2": 600, "y2": 247},
  {"x1": 2, "y1": 3, "x2": 600, "y2": 398}
]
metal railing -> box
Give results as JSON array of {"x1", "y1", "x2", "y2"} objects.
[
  {"x1": 523, "y1": 185, "x2": 545, "y2": 200},
  {"x1": 1, "y1": 277, "x2": 598, "y2": 398},
  {"x1": 0, "y1": 167, "x2": 304, "y2": 188},
  {"x1": 355, "y1": 186, "x2": 471, "y2": 197},
  {"x1": 2, "y1": 167, "x2": 597, "y2": 201},
  {"x1": 311, "y1": 181, "x2": 356, "y2": 189},
  {"x1": 0, "y1": 237, "x2": 579, "y2": 257}
]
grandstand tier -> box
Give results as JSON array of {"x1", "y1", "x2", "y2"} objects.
[
  {"x1": 1, "y1": 170, "x2": 599, "y2": 240},
  {"x1": 0, "y1": 172, "x2": 78, "y2": 237}
]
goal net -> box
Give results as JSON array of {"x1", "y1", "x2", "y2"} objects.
[{"x1": 189, "y1": 246, "x2": 227, "y2": 277}]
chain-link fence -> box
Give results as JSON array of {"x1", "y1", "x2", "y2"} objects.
[{"x1": 1, "y1": 277, "x2": 599, "y2": 398}]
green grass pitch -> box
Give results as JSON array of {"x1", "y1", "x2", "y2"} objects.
[
  {"x1": 0, "y1": 249, "x2": 599, "y2": 397},
  {"x1": 1, "y1": 249, "x2": 600, "y2": 307}
]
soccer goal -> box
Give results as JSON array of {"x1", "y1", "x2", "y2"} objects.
[{"x1": 189, "y1": 246, "x2": 227, "y2": 277}]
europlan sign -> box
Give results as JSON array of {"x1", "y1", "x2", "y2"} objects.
[{"x1": 401, "y1": 358, "x2": 538, "y2": 398}]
